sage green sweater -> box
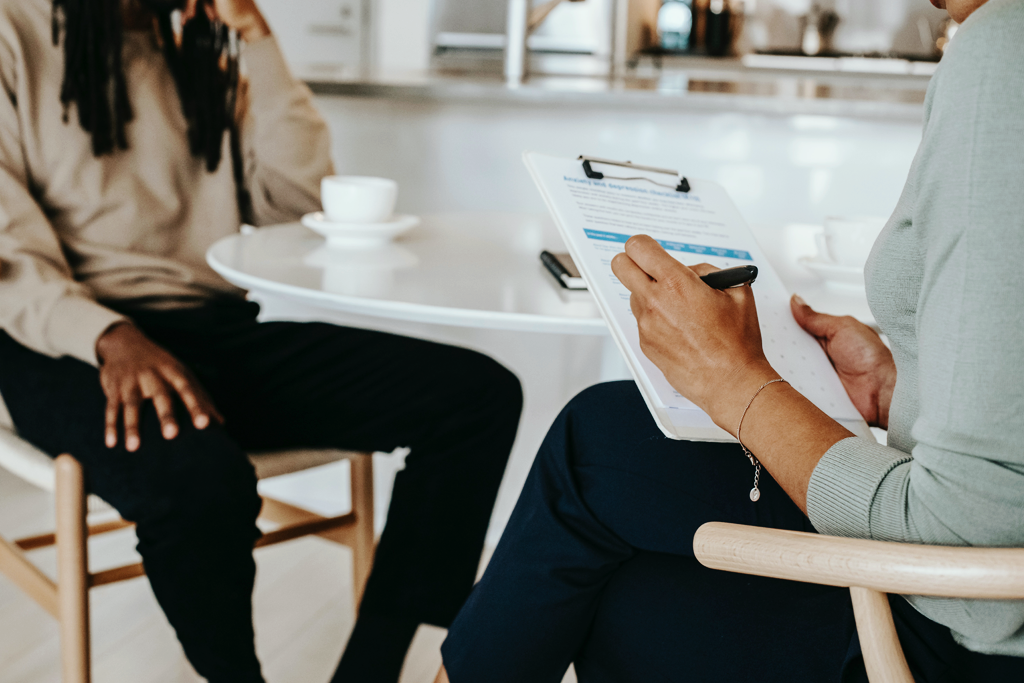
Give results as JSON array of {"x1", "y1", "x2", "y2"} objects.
[{"x1": 806, "y1": 0, "x2": 1024, "y2": 656}]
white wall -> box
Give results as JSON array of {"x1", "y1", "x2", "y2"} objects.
[{"x1": 315, "y1": 96, "x2": 921, "y2": 226}]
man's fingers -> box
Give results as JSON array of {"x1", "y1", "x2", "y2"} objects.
[
  {"x1": 122, "y1": 397, "x2": 141, "y2": 452},
  {"x1": 611, "y1": 251, "x2": 654, "y2": 293},
  {"x1": 152, "y1": 391, "x2": 179, "y2": 440},
  {"x1": 163, "y1": 367, "x2": 222, "y2": 429},
  {"x1": 203, "y1": 0, "x2": 218, "y2": 22},
  {"x1": 193, "y1": 388, "x2": 225, "y2": 427},
  {"x1": 139, "y1": 372, "x2": 179, "y2": 440},
  {"x1": 791, "y1": 294, "x2": 840, "y2": 339},
  {"x1": 624, "y1": 235, "x2": 698, "y2": 284},
  {"x1": 105, "y1": 400, "x2": 119, "y2": 448}
]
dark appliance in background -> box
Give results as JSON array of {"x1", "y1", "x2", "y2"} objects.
[
  {"x1": 650, "y1": 0, "x2": 738, "y2": 59},
  {"x1": 704, "y1": 0, "x2": 732, "y2": 56}
]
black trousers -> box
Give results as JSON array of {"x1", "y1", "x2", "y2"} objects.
[
  {"x1": 442, "y1": 381, "x2": 1024, "y2": 683},
  {"x1": 0, "y1": 299, "x2": 522, "y2": 683}
]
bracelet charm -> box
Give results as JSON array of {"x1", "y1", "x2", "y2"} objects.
[{"x1": 736, "y1": 378, "x2": 788, "y2": 503}]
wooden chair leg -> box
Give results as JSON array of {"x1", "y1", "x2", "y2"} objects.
[
  {"x1": 55, "y1": 454, "x2": 91, "y2": 683},
  {"x1": 0, "y1": 535, "x2": 59, "y2": 618},
  {"x1": 349, "y1": 454, "x2": 375, "y2": 609},
  {"x1": 849, "y1": 587, "x2": 913, "y2": 683}
]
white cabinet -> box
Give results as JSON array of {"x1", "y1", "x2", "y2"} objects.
[{"x1": 257, "y1": 0, "x2": 366, "y2": 69}]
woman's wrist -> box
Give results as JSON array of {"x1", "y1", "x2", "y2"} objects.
[
  {"x1": 706, "y1": 359, "x2": 783, "y2": 437},
  {"x1": 736, "y1": 382, "x2": 854, "y2": 512}
]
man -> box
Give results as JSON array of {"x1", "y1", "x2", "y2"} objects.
[{"x1": 0, "y1": 1, "x2": 522, "y2": 681}]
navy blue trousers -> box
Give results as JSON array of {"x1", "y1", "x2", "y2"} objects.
[
  {"x1": 442, "y1": 381, "x2": 1024, "y2": 683},
  {"x1": 0, "y1": 299, "x2": 522, "y2": 683}
]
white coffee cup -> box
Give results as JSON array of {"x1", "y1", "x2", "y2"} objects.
[
  {"x1": 320, "y1": 176, "x2": 398, "y2": 223},
  {"x1": 817, "y1": 216, "x2": 887, "y2": 268}
]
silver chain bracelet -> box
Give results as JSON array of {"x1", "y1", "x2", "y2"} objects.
[{"x1": 735, "y1": 378, "x2": 788, "y2": 502}]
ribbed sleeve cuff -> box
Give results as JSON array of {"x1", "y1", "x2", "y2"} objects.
[
  {"x1": 45, "y1": 297, "x2": 127, "y2": 367},
  {"x1": 806, "y1": 436, "x2": 913, "y2": 539},
  {"x1": 241, "y1": 35, "x2": 298, "y2": 108}
]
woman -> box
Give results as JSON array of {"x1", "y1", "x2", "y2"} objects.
[{"x1": 436, "y1": 0, "x2": 1024, "y2": 680}]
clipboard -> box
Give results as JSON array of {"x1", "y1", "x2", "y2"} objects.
[
  {"x1": 524, "y1": 151, "x2": 870, "y2": 442},
  {"x1": 578, "y1": 156, "x2": 691, "y2": 193}
]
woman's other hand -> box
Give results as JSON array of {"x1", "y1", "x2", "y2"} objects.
[
  {"x1": 611, "y1": 235, "x2": 779, "y2": 432},
  {"x1": 790, "y1": 295, "x2": 896, "y2": 429},
  {"x1": 185, "y1": 0, "x2": 271, "y2": 43},
  {"x1": 95, "y1": 322, "x2": 224, "y2": 452}
]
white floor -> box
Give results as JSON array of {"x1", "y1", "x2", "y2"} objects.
[{"x1": 0, "y1": 464, "x2": 576, "y2": 683}]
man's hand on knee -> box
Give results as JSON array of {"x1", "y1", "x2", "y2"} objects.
[{"x1": 95, "y1": 322, "x2": 224, "y2": 452}]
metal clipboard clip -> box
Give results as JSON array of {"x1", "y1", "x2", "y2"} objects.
[{"x1": 578, "y1": 155, "x2": 691, "y2": 193}]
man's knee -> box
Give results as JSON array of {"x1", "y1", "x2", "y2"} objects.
[
  {"x1": 481, "y1": 355, "x2": 524, "y2": 416},
  {"x1": 113, "y1": 411, "x2": 261, "y2": 540},
  {"x1": 448, "y1": 349, "x2": 524, "y2": 419}
]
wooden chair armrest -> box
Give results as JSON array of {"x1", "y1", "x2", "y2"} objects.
[{"x1": 693, "y1": 522, "x2": 1024, "y2": 599}]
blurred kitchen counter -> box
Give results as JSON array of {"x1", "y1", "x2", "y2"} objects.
[{"x1": 299, "y1": 53, "x2": 931, "y2": 123}]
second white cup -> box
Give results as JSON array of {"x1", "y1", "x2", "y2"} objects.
[{"x1": 321, "y1": 176, "x2": 398, "y2": 223}]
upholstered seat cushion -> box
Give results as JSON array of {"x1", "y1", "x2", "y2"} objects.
[{"x1": 247, "y1": 448, "x2": 355, "y2": 480}]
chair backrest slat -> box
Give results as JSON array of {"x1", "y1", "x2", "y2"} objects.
[{"x1": 693, "y1": 522, "x2": 1024, "y2": 599}]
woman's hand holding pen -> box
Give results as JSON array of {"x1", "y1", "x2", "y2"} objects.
[
  {"x1": 610, "y1": 235, "x2": 780, "y2": 433},
  {"x1": 612, "y1": 235, "x2": 855, "y2": 512},
  {"x1": 790, "y1": 296, "x2": 896, "y2": 429}
]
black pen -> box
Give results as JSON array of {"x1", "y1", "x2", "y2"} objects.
[{"x1": 699, "y1": 265, "x2": 758, "y2": 289}]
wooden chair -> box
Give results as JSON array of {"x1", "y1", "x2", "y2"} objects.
[
  {"x1": 0, "y1": 426, "x2": 376, "y2": 683},
  {"x1": 693, "y1": 521, "x2": 1024, "y2": 683}
]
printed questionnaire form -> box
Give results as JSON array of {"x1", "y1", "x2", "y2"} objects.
[{"x1": 525, "y1": 152, "x2": 867, "y2": 441}]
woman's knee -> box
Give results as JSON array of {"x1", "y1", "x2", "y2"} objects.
[
  {"x1": 529, "y1": 381, "x2": 642, "y2": 477},
  {"x1": 557, "y1": 381, "x2": 655, "y2": 450},
  {"x1": 563, "y1": 381, "x2": 642, "y2": 424}
]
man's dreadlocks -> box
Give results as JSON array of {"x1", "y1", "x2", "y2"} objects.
[{"x1": 51, "y1": 0, "x2": 240, "y2": 174}]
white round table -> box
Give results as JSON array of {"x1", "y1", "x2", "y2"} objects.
[
  {"x1": 207, "y1": 212, "x2": 607, "y2": 337},
  {"x1": 206, "y1": 211, "x2": 872, "y2": 544},
  {"x1": 207, "y1": 213, "x2": 873, "y2": 333}
]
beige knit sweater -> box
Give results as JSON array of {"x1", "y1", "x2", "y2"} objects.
[{"x1": 0, "y1": 0, "x2": 332, "y2": 383}]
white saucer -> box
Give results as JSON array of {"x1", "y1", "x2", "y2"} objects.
[
  {"x1": 301, "y1": 212, "x2": 420, "y2": 248},
  {"x1": 798, "y1": 255, "x2": 865, "y2": 290}
]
